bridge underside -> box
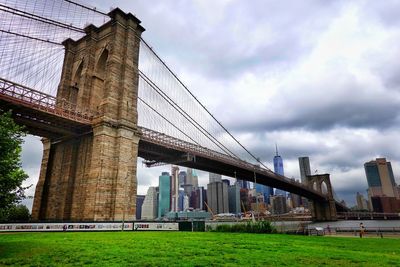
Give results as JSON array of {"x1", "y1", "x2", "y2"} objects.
[
  {"x1": 1, "y1": 99, "x2": 91, "y2": 139},
  {"x1": 137, "y1": 138, "x2": 347, "y2": 213}
]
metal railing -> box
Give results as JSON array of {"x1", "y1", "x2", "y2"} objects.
[{"x1": 0, "y1": 77, "x2": 97, "y2": 124}]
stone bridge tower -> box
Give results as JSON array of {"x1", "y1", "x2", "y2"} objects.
[
  {"x1": 32, "y1": 9, "x2": 145, "y2": 221},
  {"x1": 306, "y1": 174, "x2": 337, "y2": 221}
]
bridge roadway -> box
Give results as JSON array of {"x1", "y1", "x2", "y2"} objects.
[{"x1": 0, "y1": 78, "x2": 347, "y2": 212}]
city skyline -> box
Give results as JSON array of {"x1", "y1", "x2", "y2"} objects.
[{"x1": 19, "y1": 0, "x2": 400, "y2": 208}]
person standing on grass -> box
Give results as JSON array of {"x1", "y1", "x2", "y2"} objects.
[{"x1": 359, "y1": 223, "x2": 365, "y2": 238}]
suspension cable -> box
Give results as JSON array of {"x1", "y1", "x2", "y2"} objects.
[{"x1": 140, "y1": 38, "x2": 270, "y2": 170}]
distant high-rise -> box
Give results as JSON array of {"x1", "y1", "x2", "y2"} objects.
[
  {"x1": 178, "y1": 171, "x2": 186, "y2": 188},
  {"x1": 237, "y1": 179, "x2": 250, "y2": 189},
  {"x1": 270, "y1": 195, "x2": 288, "y2": 214},
  {"x1": 356, "y1": 192, "x2": 369, "y2": 211},
  {"x1": 141, "y1": 187, "x2": 159, "y2": 220},
  {"x1": 228, "y1": 183, "x2": 241, "y2": 214},
  {"x1": 209, "y1": 173, "x2": 222, "y2": 183},
  {"x1": 207, "y1": 181, "x2": 229, "y2": 214},
  {"x1": 364, "y1": 158, "x2": 397, "y2": 198},
  {"x1": 187, "y1": 168, "x2": 199, "y2": 188},
  {"x1": 158, "y1": 172, "x2": 171, "y2": 218},
  {"x1": 190, "y1": 186, "x2": 207, "y2": 210},
  {"x1": 135, "y1": 195, "x2": 145, "y2": 220},
  {"x1": 274, "y1": 145, "x2": 286, "y2": 198},
  {"x1": 299, "y1": 157, "x2": 311, "y2": 184},
  {"x1": 170, "y1": 166, "x2": 179, "y2": 212}
]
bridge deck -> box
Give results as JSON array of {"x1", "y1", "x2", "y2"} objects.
[{"x1": 0, "y1": 78, "x2": 348, "y2": 211}]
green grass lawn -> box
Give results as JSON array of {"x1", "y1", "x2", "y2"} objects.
[{"x1": 0, "y1": 232, "x2": 399, "y2": 266}]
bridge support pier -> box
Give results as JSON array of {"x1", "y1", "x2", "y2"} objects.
[
  {"x1": 32, "y1": 8, "x2": 145, "y2": 221},
  {"x1": 306, "y1": 174, "x2": 337, "y2": 221}
]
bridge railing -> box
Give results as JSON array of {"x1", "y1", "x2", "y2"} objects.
[
  {"x1": 0, "y1": 78, "x2": 97, "y2": 124},
  {"x1": 139, "y1": 126, "x2": 324, "y2": 198}
]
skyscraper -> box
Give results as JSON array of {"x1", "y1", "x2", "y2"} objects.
[
  {"x1": 228, "y1": 182, "x2": 241, "y2": 214},
  {"x1": 170, "y1": 166, "x2": 179, "y2": 212},
  {"x1": 364, "y1": 158, "x2": 398, "y2": 198},
  {"x1": 207, "y1": 181, "x2": 229, "y2": 214},
  {"x1": 274, "y1": 145, "x2": 286, "y2": 197},
  {"x1": 141, "y1": 187, "x2": 158, "y2": 220},
  {"x1": 178, "y1": 171, "x2": 187, "y2": 188},
  {"x1": 135, "y1": 195, "x2": 145, "y2": 220},
  {"x1": 186, "y1": 168, "x2": 199, "y2": 188},
  {"x1": 236, "y1": 179, "x2": 250, "y2": 189},
  {"x1": 299, "y1": 157, "x2": 311, "y2": 184},
  {"x1": 158, "y1": 172, "x2": 171, "y2": 218},
  {"x1": 209, "y1": 173, "x2": 222, "y2": 183}
]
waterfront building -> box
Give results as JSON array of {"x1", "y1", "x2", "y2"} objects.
[
  {"x1": 135, "y1": 195, "x2": 145, "y2": 220},
  {"x1": 228, "y1": 183, "x2": 241, "y2": 214},
  {"x1": 299, "y1": 157, "x2": 311, "y2": 184},
  {"x1": 270, "y1": 195, "x2": 288, "y2": 214},
  {"x1": 207, "y1": 181, "x2": 229, "y2": 214},
  {"x1": 178, "y1": 171, "x2": 187, "y2": 188},
  {"x1": 356, "y1": 192, "x2": 369, "y2": 211},
  {"x1": 237, "y1": 179, "x2": 250, "y2": 189},
  {"x1": 209, "y1": 173, "x2": 222, "y2": 183},
  {"x1": 158, "y1": 172, "x2": 171, "y2": 218},
  {"x1": 141, "y1": 187, "x2": 159, "y2": 220},
  {"x1": 178, "y1": 190, "x2": 185, "y2": 211},
  {"x1": 187, "y1": 168, "x2": 199, "y2": 188},
  {"x1": 364, "y1": 158, "x2": 398, "y2": 198},
  {"x1": 190, "y1": 187, "x2": 207, "y2": 210},
  {"x1": 240, "y1": 188, "x2": 250, "y2": 212},
  {"x1": 170, "y1": 166, "x2": 179, "y2": 212}
]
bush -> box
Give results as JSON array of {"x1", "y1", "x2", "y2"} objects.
[{"x1": 213, "y1": 221, "x2": 276, "y2": 234}]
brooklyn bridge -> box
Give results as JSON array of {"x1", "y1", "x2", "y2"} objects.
[{"x1": 0, "y1": 0, "x2": 347, "y2": 222}]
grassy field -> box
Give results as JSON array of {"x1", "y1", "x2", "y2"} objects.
[{"x1": 0, "y1": 232, "x2": 399, "y2": 266}]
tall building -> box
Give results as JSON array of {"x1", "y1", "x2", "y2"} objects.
[
  {"x1": 178, "y1": 190, "x2": 185, "y2": 211},
  {"x1": 237, "y1": 179, "x2": 250, "y2": 189},
  {"x1": 228, "y1": 183, "x2": 241, "y2": 214},
  {"x1": 365, "y1": 158, "x2": 397, "y2": 198},
  {"x1": 365, "y1": 158, "x2": 400, "y2": 212},
  {"x1": 170, "y1": 166, "x2": 179, "y2": 212},
  {"x1": 135, "y1": 195, "x2": 145, "y2": 220},
  {"x1": 141, "y1": 187, "x2": 158, "y2": 220},
  {"x1": 299, "y1": 157, "x2": 311, "y2": 184},
  {"x1": 209, "y1": 173, "x2": 222, "y2": 183},
  {"x1": 270, "y1": 195, "x2": 288, "y2": 214},
  {"x1": 207, "y1": 181, "x2": 229, "y2": 214},
  {"x1": 356, "y1": 192, "x2": 369, "y2": 211},
  {"x1": 178, "y1": 171, "x2": 187, "y2": 188},
  {"x1": 158, "y1": 172, "x2": 171, "y2": 218},
  {"x1": 189, "y1": 186, "x2": 207, "y2": 210},
  {"x1": 187, "y1": 168, "x2": 199, "y2": 188},
  {"x1": 273, "y1": 145, "x2": 286, "y2": 198}
]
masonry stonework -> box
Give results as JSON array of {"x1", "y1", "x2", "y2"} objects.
[
  {"x1": 306, "y1": 174, "x2": 337, "y2": 221},
  {"x1": 32, "y1": 8, "x2": 145, "y2": 221}
]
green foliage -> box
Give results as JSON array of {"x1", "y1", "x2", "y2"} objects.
[
  {"x1": 0, "y1": 232, "x2": 399, "y2": 266},
  {"x1": 214, "y1": 221, "x2": 277, "y2": 233},
  {"x1": 0, "y1": 111, "x2": 29, "y2": 221},
  {"x1": 7, "y1": 204, "x2": 31, "y2": 221}
]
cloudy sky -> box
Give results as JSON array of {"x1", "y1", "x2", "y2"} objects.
[{"x1": 21, "y1": 0, "x2": 400, "y2": 208}]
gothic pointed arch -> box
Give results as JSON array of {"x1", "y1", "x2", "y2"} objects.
[{"x1": 96, "y1": 48, "x2": 109, "y2": 79}]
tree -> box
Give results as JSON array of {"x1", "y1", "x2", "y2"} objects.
[
  {"x1": 0, "y1": 111, "x2": 29, "y2": 221},
  {"x1": 7, "y1": 204, "x2": 30, "y2": 221}
]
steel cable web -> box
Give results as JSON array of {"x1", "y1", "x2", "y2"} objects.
[
  {"x1": 138, "y1": 39, "x2": 271, "y2": 171},
  {"x1": 0, "y1": 0, "x2": 109, "y2": 95}
]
